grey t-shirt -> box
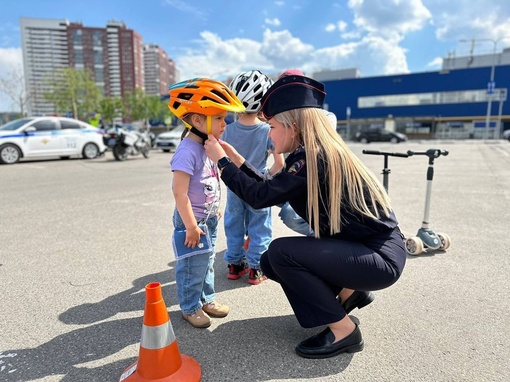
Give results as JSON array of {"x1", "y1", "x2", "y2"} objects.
[{"x1": 222, "y1": 120, "x2": 274, "y2": 172}]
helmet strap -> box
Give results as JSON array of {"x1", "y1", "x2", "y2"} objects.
[
  {"x1": 207, "y1": 116, "x2": 212, "y2": 135},
  {"x1": 182, "y1": 116, "x2": 210, "y2": 144},
  {"x1": 190, "y1": 126, "x2": 208, "y2": 144}
]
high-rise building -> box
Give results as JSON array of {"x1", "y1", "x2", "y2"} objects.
[
  {"x1": 20, "y1": 18, "x2": 70, "y2": 116},
  {"x1": 143, "y1": 43, "x2": 170, "y2": 96},
  {"x1": 106, "y1": 21, "x2": 144, "y2": 97},
  {"x1": 20, "y1": 17, "x2": 172, "y2": 116},
  {"x1": 67, "y1": 22, "x2": 109, "y2": 96},
  {"x1": 168, "y1": 58, "x2": 180, "y2": 85}
]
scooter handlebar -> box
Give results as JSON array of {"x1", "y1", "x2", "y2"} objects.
[
  {"x1": 362, "y1": 150, "x2": 409, "y2": 158},
  {"x1": 407, "y1": 149, "x2": 449, "y2": 158}
]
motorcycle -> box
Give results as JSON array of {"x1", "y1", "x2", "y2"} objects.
[{"x1": 103, "y1": 126, "x2": 151, "y2": 161}]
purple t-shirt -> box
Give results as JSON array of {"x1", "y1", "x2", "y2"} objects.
[{"x1": 170, "y1": 138, "x2": 221, "y2": 219}]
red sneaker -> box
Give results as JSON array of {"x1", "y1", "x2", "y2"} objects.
[
  {"x1": 227, "y1": 261, "x2": 249, "y2": 280},
  {"x1": 248, "y1": 268, "x2": 268, "y2": 285}
]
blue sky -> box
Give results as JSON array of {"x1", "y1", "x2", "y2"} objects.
[{"x1": 2, "y1": 0, "x2": 510, "y2": 112}]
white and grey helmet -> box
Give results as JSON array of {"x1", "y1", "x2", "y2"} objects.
[{"x1": 229, "y1": 70, "x2": 273, "y2": 113}]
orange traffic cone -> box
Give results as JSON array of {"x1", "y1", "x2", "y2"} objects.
[
  {"x1": 243, "y1": 236, "x2": 250, "y2": 251},
  {"x1": 118, "y1": 282, "x2": 201, "y2": 382}
]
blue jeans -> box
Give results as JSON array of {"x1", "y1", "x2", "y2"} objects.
[
  {"x1": 278, "y1": 202, "x2": 314, "y2": 237},
  {"x1": 224, "y1": 190, "x2": 272, "y2": 269},
  {"x1": 173, "y1": 210, "x2": 218, "y2": 315}
]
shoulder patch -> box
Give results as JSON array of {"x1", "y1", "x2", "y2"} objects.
[{"x1": 288, "y1": 159, "x2": 306, "y2": 174}]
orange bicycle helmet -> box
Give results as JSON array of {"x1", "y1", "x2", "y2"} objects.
[{"x1": 168, "y1": 78, "x2": 245, "y2": 118}]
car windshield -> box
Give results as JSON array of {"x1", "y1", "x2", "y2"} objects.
[{"x1": 0, "y1": 118, "x2": 35, "y2": 131}]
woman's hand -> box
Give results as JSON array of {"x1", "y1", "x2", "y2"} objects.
[
  {"x1": 206, "y1": 135, "x2": 246, "y2": 167},
  {"x1": 204, "y1": 134, "x2": 227, "y2": 162}
]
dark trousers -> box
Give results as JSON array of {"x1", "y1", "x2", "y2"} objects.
[{"x1": 260, "y1": 231, "x2": 406, "y2": 328}]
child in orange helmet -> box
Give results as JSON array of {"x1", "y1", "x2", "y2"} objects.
[{"x1": 168, "y1": 78, "x2": 245, "y2": 328}]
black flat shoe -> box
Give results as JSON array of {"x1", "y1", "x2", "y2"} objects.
[
  {"x1": 342, "y1": 291, "x2": 375, "y2": 314},
  {"x1": 295, "y1": 325, "x2": 364, "y2": 359}
]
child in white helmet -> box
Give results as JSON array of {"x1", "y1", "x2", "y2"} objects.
[{"x1": 222, "y1": 70, "x2": 285, "y2": 285}]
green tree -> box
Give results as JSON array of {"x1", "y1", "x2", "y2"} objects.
[
  {"x1": 123, "y1": 88, "x2": 147, "y2": 123},
  {"x1": 44, "y1": 68, "x2": 101, "y2": 120},
  {"x1": 145, "y1": 96, "x2": 173, "y2": 126},
  {"x1": 98, "y1": 97, "x2": 124, "y2": 126}
]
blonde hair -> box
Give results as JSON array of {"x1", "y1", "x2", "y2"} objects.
[{"x1": 274, "y1": 108, "x2": 391, "y2": 237}]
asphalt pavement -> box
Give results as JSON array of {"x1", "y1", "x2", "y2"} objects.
[{"x1": 0, "y1": 140, "x2": 509, "y2": 382}]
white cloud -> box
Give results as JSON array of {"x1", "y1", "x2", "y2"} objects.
[
  {"x1": 260, "y1": 29, "x2": 314, "y2": 67},
  {"x1": 325, "y1": 24, "x2": 336, "y2": 33},
  {"x1": 175, "y1": 31, "x2": 272, "y2": 80},
  {"x1": 264, "y1": 18, "x2": 281, "y2": 27},
  {"x1": 311, "y1": 36, "x2": 409, "y2": 76},
  {"x1": 173, "y1": 22, "x2": 412, "y2": 84},
  {"x1": 427, "y1": 57, "x2": 443, "y2": 68},
  {"x1": 349, "y1": 0, "x2": 431, "y2": 36},
  {"x1": 341, "y1": 30, "x2": 362, "y2": 40},
  {"x1": 325, "y1": 21, "x2": 348, "y2": 33},
  {"x1": 425, "y1": 0, "x2": 510, "y2": 49},
  {"x1": 337, "y1": 21, "x2": 348, "y2": 32}
]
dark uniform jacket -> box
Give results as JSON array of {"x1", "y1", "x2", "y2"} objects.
[{"x1": 220, "y1": 146, "x2": 400, "y2": 243}]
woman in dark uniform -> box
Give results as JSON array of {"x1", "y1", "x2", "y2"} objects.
[{"x1": 204, "y1": 75, "x2": 407, "y2": 359}]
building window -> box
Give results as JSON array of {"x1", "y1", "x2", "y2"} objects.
[
  {"x1": 92, "y1": 31, "x2": 103, "y2": 46},
  {"x1": 94, "y1": 50, "x2": 103, "y2": 65},
  {"x1": 74, "y1": 50, "x2": 83, "y2": 65},
  {"x1": 72, "y1": 29, "x2": 82, "y2": 45},
  {"x1": 95, "y1": 67, "x2": 104, "y2": 82},
  {"x1": 359, "y1": 89, "x2": 506, "y2": 108}
]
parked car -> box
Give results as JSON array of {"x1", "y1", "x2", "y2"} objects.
[
  {"x1": 355, "y1": 128, "x2": 408, "y2": 143},
  {"x1": 0, "y1": 117, "x2": 106, "y2": 164},
  {"x1": 503, "y1": 129, "x2": 510, "y2": 141},
  {"x1": 155, "y1": 125, "x2": 185, "y2": 152}
]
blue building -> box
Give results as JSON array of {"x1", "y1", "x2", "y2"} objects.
[{"x1": 323, "y1": 64, "x2": 510, "y2": 139}]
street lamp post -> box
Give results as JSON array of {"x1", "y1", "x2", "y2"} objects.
[
  {"x1": 459, "y1": 37, "x2": 509, "y2": 139},
  {"x1": 484, "y1": 40, "x2": 498, "y2": 140}
]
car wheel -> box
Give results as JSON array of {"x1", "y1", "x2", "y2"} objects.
[
  {"x1": 162, "y1": 149, "x2": 170, "y2": 153},
  {"x1": 0, "y1": 143, "x2": 21, "y2": 164},
  {"x1": 82, "y1": 143, "x2": 100, "y2": 159},
  {"x1": 390, "y1": 137, "x2": 399, "y2": 143},
  {"x1": 360, "y1": 137, "x2": 369, "y2": 144}
]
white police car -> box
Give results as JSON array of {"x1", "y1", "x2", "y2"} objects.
[{"x1": 0, "y1": 117, "x2": 106, "y2": 164}]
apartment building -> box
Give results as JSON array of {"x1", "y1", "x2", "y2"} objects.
[
  {"x1": 20, "y1": 18, "x2": 70, "y2": 116},
  {"x1": 20, "y1": 17, "x2": 171, "y2": 116},
  {"x1": 106, "y1": 21, "x2": 144, "y2": 97},
  {"x1": 143, "y1": 43, "x2": 170, "y2": 96},
  {"x1": 168, "y1": 58, "x2": 180, "y2": 85}
]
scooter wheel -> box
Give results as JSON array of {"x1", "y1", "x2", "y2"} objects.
[
  {"x1": 436, "y1": 232, "x2": 451, "y2": 250},
  {"x1": 405, "y1": 236, "x2": 424, "y2": 256}
]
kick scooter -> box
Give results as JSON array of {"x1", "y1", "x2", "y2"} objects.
[
  {"x1": 362, "y1": 150, "x2": 409, "y2": 192},
  {"x1": 404, "y1": 148, "x2": 451, "y2": 255}
]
